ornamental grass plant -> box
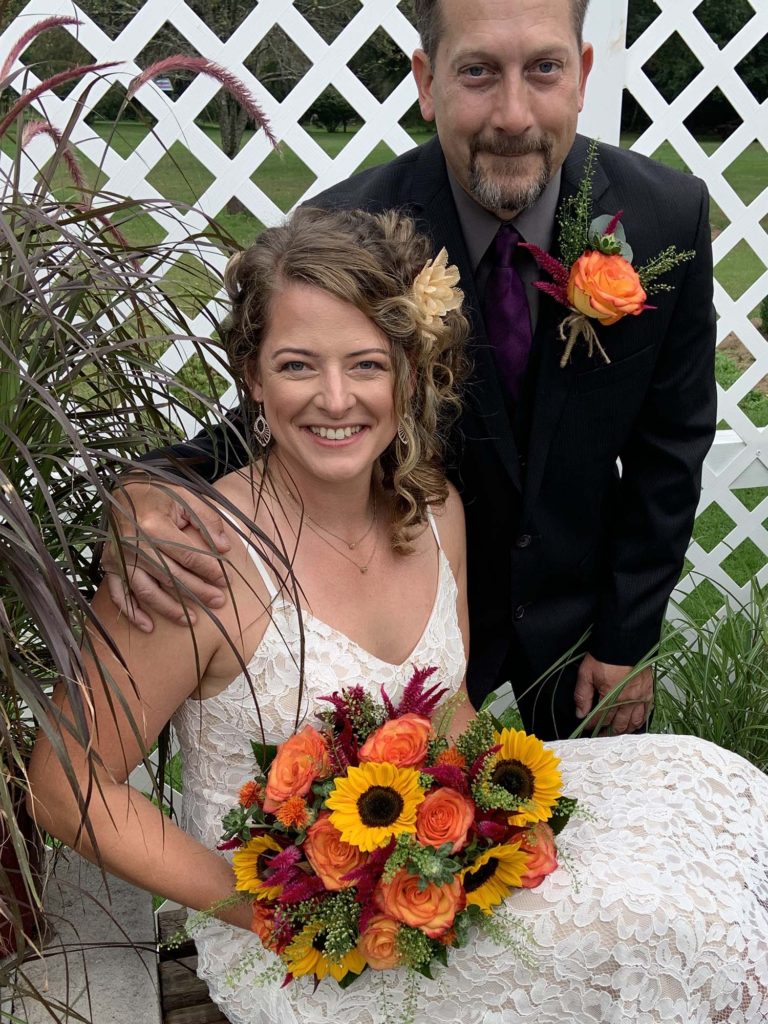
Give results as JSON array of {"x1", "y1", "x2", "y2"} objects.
[
  {"x1": 0, "y1": 16, "x2": 276, "y2": 1008},
  {"x1": 652, "y1": 580, "x2": 768, "y2": 773}
]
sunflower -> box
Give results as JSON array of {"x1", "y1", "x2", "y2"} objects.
[
  {"x1": 492, "y1": 729, "x2": 563, "y2": 826},
  {"x1": 283, "y1": 921, "x2": 367, "y2": 982},
  {"x1": 460, "y1": 842, "x2": 530, "y2": 914},
  {"x1": 325, "y1": 762, "x2": 425, "y2": 852},
  {"x1": 232, "y1": 833, "x2": 283, "y2": 900}
]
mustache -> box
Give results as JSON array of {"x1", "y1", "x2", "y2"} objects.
[{"x1": 470, "y1": 135, "x2": 553, "y2": 158}]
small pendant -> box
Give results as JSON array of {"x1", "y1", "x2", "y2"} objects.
[
  {"x1": 349, "y1": 542, "x2": 357, "y2": 550},
  {"x1": 360, "y1": 566, "x2": 368, "y2": 574}
]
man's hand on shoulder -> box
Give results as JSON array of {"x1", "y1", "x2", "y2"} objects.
[
  {"x1": 573, "y1": 653, "x2": 653, "y2": 735},
  {"x1": 101, "y1": 477, "x2": 231, "y2": 632}
]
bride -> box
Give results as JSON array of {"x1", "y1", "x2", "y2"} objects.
[{"x1": 28, "y1": 207, "x2": 768, "y2": 1024}]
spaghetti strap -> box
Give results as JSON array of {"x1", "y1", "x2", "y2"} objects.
[
  {"x1": 426, "y1": 508, "x2": 442, "y2": 550},
  {"x1": 220, "y1": 510, "x2": 278, "y2": 600}
]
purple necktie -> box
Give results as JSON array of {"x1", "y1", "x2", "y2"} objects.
[{"x1": 484, "y1": 224, "x2": 533, "y2": 400}]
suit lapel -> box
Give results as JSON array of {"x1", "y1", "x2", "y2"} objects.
[
  {"x1": 523, "y1": 137, "x2": 613, "y2": 518},
  {"x1": 405, "y1": 140, "x2": 523, "y2": 490}
]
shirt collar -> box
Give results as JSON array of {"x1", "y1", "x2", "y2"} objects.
[{"x1": 447, "y1": 166, "x2": 563, "y2": 272}]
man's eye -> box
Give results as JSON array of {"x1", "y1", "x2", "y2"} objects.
[
  {"x1": 462, "y1": 65, "x2": 488, "y2": 79},
  {"x1": 535, "y1": 61, "x2": 558, "y2": 74}
]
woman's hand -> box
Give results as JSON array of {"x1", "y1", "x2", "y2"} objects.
[{"x1": 102, "y1": 478, "x2": 232, "y2": 631}]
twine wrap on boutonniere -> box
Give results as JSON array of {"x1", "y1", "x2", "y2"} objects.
[{"x1": 522, "y1": 140, "x2": 696, "y2": 368}]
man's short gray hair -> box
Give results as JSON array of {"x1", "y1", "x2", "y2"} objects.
[{"x1": 413, "y1": 0, "x2": 590, "y2": 65}]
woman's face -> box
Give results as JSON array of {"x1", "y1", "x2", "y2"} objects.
[{"x1": 250, "y1": 282, "x2": 399, "y2": 489}]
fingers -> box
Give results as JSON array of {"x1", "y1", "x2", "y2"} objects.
[
  {"x1": 177, "y1": 497, "x2": 231, "y2": 555},
  {"x1": 573, "y1": 663, "x2": 595, "y2": 721},
  {"x1": 104, "y1": 569, "x2": 155, "y2": 633},
  {"x1": 105, "y1": 565, "x2": 204, "y2": 628}
]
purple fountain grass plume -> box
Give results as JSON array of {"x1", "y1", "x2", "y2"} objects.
[
  {"x1": 127, "y1": 56, "x2": 276, "y2": 148},
  {"x1": 0, "y1": 16, "x2": 81, "y2": 82},
  {"x1": 0, "y1": 61, "x2": 119, "y2": 139},
  {"x1": 22, "y1": 119, "x2": 86, "y2": 191}
]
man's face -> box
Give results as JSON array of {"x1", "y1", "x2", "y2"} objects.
[{"x1": 412, "y1": 0, "x2": 593, "y2": 219}]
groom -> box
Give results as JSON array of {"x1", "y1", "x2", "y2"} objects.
[{"x1": 105, "y1": 0, "x2": 717, "y2": 740}]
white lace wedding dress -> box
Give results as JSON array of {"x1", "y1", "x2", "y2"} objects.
[{"x1": 173, "y1": 524, "x2": 768, "y2": 1024}]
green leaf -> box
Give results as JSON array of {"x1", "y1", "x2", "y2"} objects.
[
  {"x1": 251, "y1": 741, "x2": 278, "y2": 773},
  {"x1": 337, "y1": 968, "x2": 366, "y2": 989},
  {"x1": 548, "y1": 796, "x2": 579, "y2": 836}
]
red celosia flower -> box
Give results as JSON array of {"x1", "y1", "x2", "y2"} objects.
[
  {"x1": 422, "y1": 762, "x2": 470, "y2": 796},
  {"x1": 381, "y1": 665, "x2": 448, "y2": 719},
  {"x1": 275, "y1": 796, "x2": 310, "y2": 829}
]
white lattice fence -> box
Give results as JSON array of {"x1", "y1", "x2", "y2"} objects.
[
  {"x1": 625, "y1": 0, "x2": 768, "y2": 617},
  {"x1": 2, "y1": 0, "x2": 766, "y2": 614}
]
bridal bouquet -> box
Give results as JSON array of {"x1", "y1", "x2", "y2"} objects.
[{"x1": 218, "y1": 668, "x2": 576, "y2": 987}]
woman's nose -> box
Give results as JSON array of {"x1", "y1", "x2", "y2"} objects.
[{"x1": 316, "y1": 369, "x2": 355, "y2": 417}]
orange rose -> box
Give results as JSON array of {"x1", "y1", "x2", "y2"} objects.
[
  {"x1": 377, "y1": 870, "x2": 465, "y2": 938},
  {"x1": 518, "y1": 822, "x2": 558, "y2": 889},
  {"x1": 358, "y1": 914, "x2": 402, "y2": 970},
  {"x1": 567, "y1": 251, "x2": 646, "y2": 326},
  {"x1": 415, "y1": 787, "x2": 475, "y2": 854},
  {"x1": 250, "y1": 900, "x2": 275, "y2": 945},
  {"x1": 359, "y1": 714, "x2": 432, "y2": 768},
  {"x1": 304, "y1": 812, "x2": 368, "y2": 890},
  {"x1": 263, "y1": 725, "x2": 330, "y2": 813}
]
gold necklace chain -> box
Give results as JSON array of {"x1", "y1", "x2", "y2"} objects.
[
  {"x1": 300, "y1": 513, "x2": 379, "y2": 574},
  {"x1": 301, "y1": 491, "x2": 377, "y2": 550},
  {"x1": 269, "y1": 470, "x2": 379, "y2": 573}
]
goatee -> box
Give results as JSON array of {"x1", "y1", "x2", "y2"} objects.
[{"x1": 468, "y1": 134, "x2": 554, "y2": 214}]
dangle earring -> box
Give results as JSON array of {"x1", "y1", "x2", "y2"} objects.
[
  {"x1": 397, "y1": 413, "x2": 413, "y2": 446},
  {"x1": 253, "y1": 403, "x2": 272, "y2": 447}
]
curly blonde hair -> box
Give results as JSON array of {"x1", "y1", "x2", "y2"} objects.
[{"x1": 223, "y1": 206, "x2": 469, "y2": 551}]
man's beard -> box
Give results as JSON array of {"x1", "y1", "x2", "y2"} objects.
[{"x1": 468, "y1": 134, "x2": 554, "y2": 214}]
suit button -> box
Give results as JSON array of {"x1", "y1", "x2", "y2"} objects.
[
  {"x1": 514, "y1": 605, "x2": 525, "y2": 621},
  {"x1": 516, "y1": 533, "x2": 532, "y2": 549}
]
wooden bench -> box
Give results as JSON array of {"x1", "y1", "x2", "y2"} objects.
[{"x1": 158, "y1": 909, "x2": 228, "y2": 1024}]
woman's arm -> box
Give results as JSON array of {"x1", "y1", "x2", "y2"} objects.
[
  {"x1": 438, "y1": 484, "x2": 475, "y2": 739},
  {"x1": 28, "y1": 526, "x2": 265, "y2": 931}
]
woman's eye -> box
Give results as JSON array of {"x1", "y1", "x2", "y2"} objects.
[
  {"x1": 282, "y1": 360, "x2": 307, "y2": 372},
  {"x1": 357, "y1": 360, "x2": 378, "y2": 370}
]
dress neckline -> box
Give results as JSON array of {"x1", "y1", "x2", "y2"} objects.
[{"x1": 291, "y1": 548, "x2": 450, "y2": 669}]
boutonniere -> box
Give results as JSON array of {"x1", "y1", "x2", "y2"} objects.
[{"x1": 522, "y1": 140, "x2": 695, "y2": 367}]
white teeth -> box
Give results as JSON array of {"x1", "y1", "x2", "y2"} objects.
[{"x1": 308, "y1": 426, "x2": 362, "y2": 439}]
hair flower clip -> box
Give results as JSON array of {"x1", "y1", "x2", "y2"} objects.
[{"x1": 411, "y1": 247, "x2": 464, "y2": 329}]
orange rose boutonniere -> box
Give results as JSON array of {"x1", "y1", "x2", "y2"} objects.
[{"x1": 523, "y1": 139, "x2": 694, "y2": 368}]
